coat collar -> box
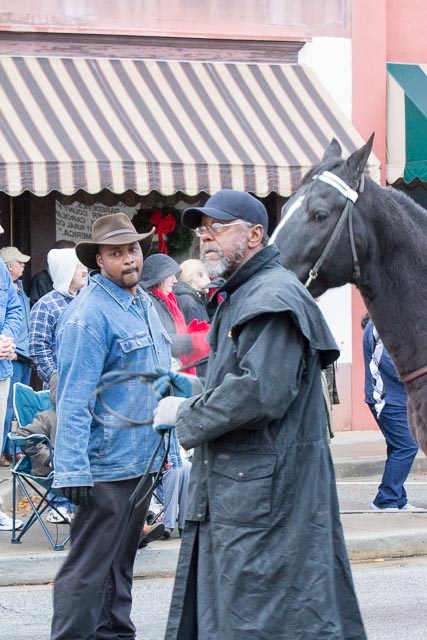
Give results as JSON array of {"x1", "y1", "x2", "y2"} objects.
[
  {"x1": 220, "y1": 245, "x2": 281, "y2": 294},
  {"x1": 91, "y1": 272, "x2": 148, "y2": 310}
]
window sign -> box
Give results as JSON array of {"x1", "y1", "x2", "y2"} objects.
[{"x1": 55, "y1": 201, "x2": 140, "y2": 242}]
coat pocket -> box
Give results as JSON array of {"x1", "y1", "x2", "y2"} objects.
[{"x1": 211, "y1": 452, "x2": 276, "y2": 526}]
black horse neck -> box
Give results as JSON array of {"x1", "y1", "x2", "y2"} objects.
[{"x1": 357, "y1": 182, "x2": 427, "y2": 378}]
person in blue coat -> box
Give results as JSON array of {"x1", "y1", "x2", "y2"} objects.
[
  {"x1": 50, "y1": 213, "x2": 170, "y2": 640},
  {"x1": 0, "y1": 246, "x2": 32, "y2": 465}
]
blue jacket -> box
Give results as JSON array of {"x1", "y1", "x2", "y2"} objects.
[
  {"x1": 0, "y1": 261, "x2": 22, "y2": 380},
  {"x1": 52, "y1": 273, "x2": 172, "y2": 487},
  {"x1": 363, "y1": 321, "x2": 406, "y2": 413},
  {"x1": 15, "y1": 280, "x2": 30, "y2": 358}
]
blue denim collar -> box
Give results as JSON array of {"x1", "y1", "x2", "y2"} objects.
[{"x1": 90, "y1": 272, "x2": 148, "y2": 310}]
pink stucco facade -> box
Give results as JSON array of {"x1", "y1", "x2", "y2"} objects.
[
  {"x1": 350, "y1": 0, "x2": 427, "y2": 430},
  {"x1": 0, "y1": 1, "x2": 348, "y2": 38}
]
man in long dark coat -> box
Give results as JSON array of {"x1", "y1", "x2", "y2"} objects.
[{"x1": 154, "y1": 189, "x2": 367, "y2": 639}]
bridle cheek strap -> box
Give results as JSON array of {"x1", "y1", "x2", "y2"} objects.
[{"x1": 305, "y1": 171, "x2": 360, "y2": 289}]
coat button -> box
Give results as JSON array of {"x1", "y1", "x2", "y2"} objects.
[
  {"x1": 197, "y1": 513, "x2": 203, "y2": 519},
  {"x1": 238, "y1": 472, "x2": 244, "y2": 478},
  {"x1": 204, "y1": 459, "x2": 208, "y2": 465}
]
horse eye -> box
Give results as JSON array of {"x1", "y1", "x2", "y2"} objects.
[{"x1": 313, "y1": 210, "x2": 329, "y2": 222}]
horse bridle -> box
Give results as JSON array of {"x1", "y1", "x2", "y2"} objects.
[
  {"x1": 304, "y1": 170, "x2": 361, "y2": 289},
  {"x1": 305, "y1": 172, "x2": 427, "y2": 384}
]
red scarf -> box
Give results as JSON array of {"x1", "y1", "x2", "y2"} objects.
[{"x1": 151, "y1": 288, "x2": 196, "y2": 373}]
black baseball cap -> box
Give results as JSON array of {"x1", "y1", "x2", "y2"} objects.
[{"x1": 182, "y1": 189, "x2": 268, "y2": 233}]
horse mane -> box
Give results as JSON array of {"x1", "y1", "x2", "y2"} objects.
[{"x1": 364, "y1": 181, "x2": 427, "y2": 294}]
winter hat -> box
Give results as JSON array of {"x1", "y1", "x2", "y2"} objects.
[{"x1": 140, "y1": 254, "x2": 181, "y2": 289}]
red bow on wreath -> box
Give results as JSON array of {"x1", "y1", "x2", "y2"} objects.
[{"x1": 149, "y1": 210, "x2": 177, "y2": 254}]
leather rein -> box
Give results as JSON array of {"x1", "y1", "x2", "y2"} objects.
[{"x1": 304, "y1": 170, "x2": 361, "y2": 289}]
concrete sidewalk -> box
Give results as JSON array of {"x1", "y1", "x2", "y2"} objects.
[{"x1": 1, "y1": 429, "x2": 427, "y2": 586}]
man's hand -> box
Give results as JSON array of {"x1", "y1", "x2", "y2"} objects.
[
  {"x1": 59, "y1": 486, "x2": 93, "y2": 506},
  {"x1": 153, "y1": 396, "x2": 186, "y2": 434},
  {"x1": 153, "y1": 368, "x2": 202, "y2": 401},
  {"x1": 0, "y1": 334, "x2": 16, "y2": 360}
]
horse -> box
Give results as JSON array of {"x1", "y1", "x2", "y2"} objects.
[{"x1": 271, "y1": 134, "x2": 427, "y2": 456}]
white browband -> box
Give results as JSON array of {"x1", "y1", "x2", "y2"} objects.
[{"x1": 313, "y1": 171, "x2": 359, "y2": 204}]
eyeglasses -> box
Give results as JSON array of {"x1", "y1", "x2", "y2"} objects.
[{"x1": 194, "y1": 221, "x2": 250, "y2": 237}]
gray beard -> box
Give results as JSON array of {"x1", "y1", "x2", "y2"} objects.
[
  {"x1": 201, "y1": 240, "x2": 246, "y2": 280},
  {"x1": 204, "y1": 256, "x2": 231, "y2": 278}
]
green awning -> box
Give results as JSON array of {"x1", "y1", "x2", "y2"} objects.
[{"x1": 387, "y1": 63, "x2": 427, "y2": 184}]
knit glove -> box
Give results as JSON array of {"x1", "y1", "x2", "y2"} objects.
[
  {"x1": 153, "y1": 396, "x2": 186, "y2": 434},
  {"x1": 190, "y1": 332, "x2": 210, "y2": 359},
  {"x1": 153, "y1": 367, "x2": 203, "y2": 401},
  {"x1": 187, "y1": 319, "x2": 210, "y2": 333}
]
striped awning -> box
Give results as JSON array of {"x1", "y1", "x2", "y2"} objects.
[
  {"x1": 0, "y1": 56, "x2": 380, "y2": 197},
  {"x1": 387, "y1": 63, "x2": 427, "y2": 184}
]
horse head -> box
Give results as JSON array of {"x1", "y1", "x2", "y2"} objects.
[{"x1": 272, "y1": 135, "x2": 374, "y2": 297}]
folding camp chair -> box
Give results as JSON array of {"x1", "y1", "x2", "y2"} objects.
[{"x1": 7, "y1": 382, "x2": 71, "y2": 551}]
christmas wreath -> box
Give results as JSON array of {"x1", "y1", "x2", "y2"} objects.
[{"x1": 132, "y1": 206, "x2": 193, "y2": 260}]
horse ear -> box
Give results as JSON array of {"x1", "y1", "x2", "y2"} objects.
[
  {"x1": 322, "y1": 138, "x2": 342, "y2": 160},
  {"x1": 345, "y1": 133, "x2": 375, "y2": 183}
]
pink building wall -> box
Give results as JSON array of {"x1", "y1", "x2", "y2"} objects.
[
  {"x1": 387, "y1": 0, "x2": 427, "y2": 62},
  {"x1": 350, "y1": 0, "x2": 426, "y2": 430},
  {"x1": 0, "y1": 1, "x2": 348, "y2": 39}
]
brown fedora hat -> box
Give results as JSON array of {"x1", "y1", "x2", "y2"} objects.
[{"x1": 76, "y1": 212, "x2": 155, "y2": 270}]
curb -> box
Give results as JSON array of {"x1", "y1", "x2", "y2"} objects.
[
  {"x1": 2, "y1": 530, "x2": 427, "y2": 586},
  {"x1": 345, "y1": 531, "x2": 427, "y2": 562},
  {"x1": 0, "y1": 542, "x2": 181, "y2": 587},
  {"x1": 333, "y1": 456, "x2": 427, "y2": 479}
]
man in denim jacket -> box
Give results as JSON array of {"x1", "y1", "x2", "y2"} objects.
[
  {"x1": 0, "y1": 229, "x2": 22, "y2": 529},
  {"x1": 50, "y1": 213, "x2": 171, "y2": 640}
]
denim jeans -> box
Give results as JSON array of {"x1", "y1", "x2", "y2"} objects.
[
  {"x1": 2, "y1": 361, "x2": 31, "y2": 455},
  {"x1": 369, "y1": 404, "x2": 418, "y2": 508},
  {"x1": 162, "y1": 459, "x2": 192, "y2": 530},
  {"x1": 0, "y1": 377, "x2": 10, "y2": 455}
]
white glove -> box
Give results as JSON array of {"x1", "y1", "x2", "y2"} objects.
[{"x1": 153, "y1": 396, "x2": 186, "y2": 434}]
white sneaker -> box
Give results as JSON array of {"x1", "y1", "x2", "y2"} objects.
[
  {"x1": 47, "y1": 507, "x2": 72, "y2": 524},
  {"x1": 0, "y1": 510, "x2": 24, "y2": 531},
  {"x1": 370, "y1": 502, "x2": 399, "y2": 512},
  {"x1": 400, "y1": 503, "x2": 424, "y2": 511}
]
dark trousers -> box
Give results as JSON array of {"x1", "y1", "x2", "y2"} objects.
[
  {"x1": 51, "y1": 475, "x2": 152, "y2": 640},
  {"x1": 370, "y1": 404, "x2": 418, "y2": 508}
]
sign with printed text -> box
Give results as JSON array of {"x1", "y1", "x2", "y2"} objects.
[{"x1": 55, "y1": 201, "x2": 140, "y2": 242}]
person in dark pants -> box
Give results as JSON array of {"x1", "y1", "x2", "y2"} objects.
[
  {"x1": 50, "y1": 213, "x2": 171, "y2": 640},
  {"x1": 153, "y1": 189, "x2": 367, "y2": 639},
  {"x1": 362, "y1": 316, "x2": 421, "y2": 511}
]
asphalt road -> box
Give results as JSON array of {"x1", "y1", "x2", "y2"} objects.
[{"x1": 1, "y1": 558, "x2": 427, "y2": 639}]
